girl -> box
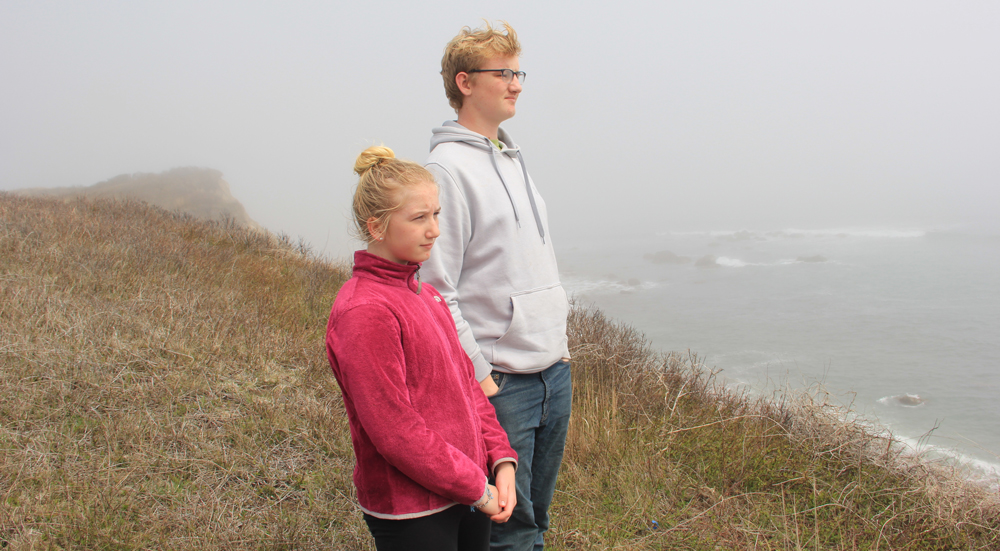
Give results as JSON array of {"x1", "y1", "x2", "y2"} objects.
[{"x1": 325, "y1": 146, "x2": 517, "y2": 551}]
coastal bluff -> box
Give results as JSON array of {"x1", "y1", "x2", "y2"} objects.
[
  {"x1": 13, "y1": 167, "x2": 261, "y2": 230},
  {"x1": 1, "y1": 193, "x2": 998, "y2": 549}
]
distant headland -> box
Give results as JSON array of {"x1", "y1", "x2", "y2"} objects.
[{"x1": 13, "y1": 167, "x2": 260, "y2": 230}]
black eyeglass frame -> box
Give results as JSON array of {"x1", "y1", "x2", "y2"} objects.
[{"x1": 465, "y1": 68, "x2": 526, "y2": 84}]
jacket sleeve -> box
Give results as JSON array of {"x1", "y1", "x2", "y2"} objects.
[
  {"x1": 421, "y1": 162, "x2": 494, "y2": 381},
  {"x1": 468, "y1": 358, "x2": 518, "y2": 474},
  {"x1": 329, "y1": 303, "x2": 487, "y2": 505}
]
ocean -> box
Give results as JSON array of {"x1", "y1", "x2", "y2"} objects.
[{"x1": 557, "y1": 226, "x2": 1000, "y2": 484}]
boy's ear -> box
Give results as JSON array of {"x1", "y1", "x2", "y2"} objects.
[{"x1": 456, "y1": 71, "x2": 473, "y2": 97}]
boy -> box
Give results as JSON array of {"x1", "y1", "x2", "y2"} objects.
[{"x1": 421, "y1": 21, "x2": 572, "y2": 551}]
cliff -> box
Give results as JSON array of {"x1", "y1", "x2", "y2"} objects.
[
  {"x1": 13, "y1": 167, "x2": 261, "y2": 229},
  {"x1": 1, "y1": 193, "x2": 997, "y2": 549}
]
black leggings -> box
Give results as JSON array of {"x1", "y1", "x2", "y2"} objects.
[{"x1": 363, "y1": 504, "x2": 491, "y2": 551}]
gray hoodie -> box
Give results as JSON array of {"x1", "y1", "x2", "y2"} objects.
[{"x1": 421, "y1": 121, "x2": 569, "y2": 381}]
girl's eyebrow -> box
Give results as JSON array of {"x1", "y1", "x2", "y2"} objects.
[{"x1": 410, "y1": 206, "x2": 436, "y2": 217}]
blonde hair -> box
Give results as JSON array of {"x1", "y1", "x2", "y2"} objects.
[
  {"x1": 441, "y1": 20, "x2": 521, "y2": 112},
  {"x1": 352, "y1": 146, "x2": 435, "y2": 243}
]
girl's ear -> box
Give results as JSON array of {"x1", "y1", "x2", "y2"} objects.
[{"x1": 366, "y1": 217, "x2": 384, "y2": 242}]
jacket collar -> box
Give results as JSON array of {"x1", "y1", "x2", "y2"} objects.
[{"x1": 352, "y1": 250, "x2": 422, "y2": 293}]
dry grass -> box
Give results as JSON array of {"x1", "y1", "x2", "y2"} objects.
[
  {"x1": 551, "y1": 306, "x2": 1000, "y2": 549},
  {"x1": 1, "y1": 193, "x2": 359, "y2": 549},
  {"x1": 2, "y1": 192, "x2": 998, "y2": 549}
]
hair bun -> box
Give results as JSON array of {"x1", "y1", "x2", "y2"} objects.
[{"x1": 353, "y1": 146, "x2": 396, "y2": 176}]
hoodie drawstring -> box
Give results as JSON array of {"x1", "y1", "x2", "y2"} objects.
[
  {"x1": 515, "y1": 150, "x2": 546, "y2": 244},
  {"x1": 486, "y1": 138, "x2": 521, "y2": 228}
]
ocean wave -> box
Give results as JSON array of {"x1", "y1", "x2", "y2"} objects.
[
  {"x1": 710, "y1": 256, "x2": 833, "y2": 268},
  {"x1": 779, "y1": 228, "x2": 927, "y2": 239},
  {"x1": 894, "y1": 434, "x2": 1000, "y2": 489},
  {"x1": 715, "y1": 256, "x2": 749, "y2": 267},
  {"x1": 561, "y1": 276, "x2": 658, "y2": 296},
  {"x1": 663, "y1": 228, "x2": 927, "y2": 240}
]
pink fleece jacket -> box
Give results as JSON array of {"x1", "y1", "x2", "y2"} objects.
[{"x1": 325, "y1": 251, "x2": 517, "y2": 519}]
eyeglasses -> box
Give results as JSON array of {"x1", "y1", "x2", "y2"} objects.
[{"x1": 466, "y1": 68, "x2": 526, "y2": 84}]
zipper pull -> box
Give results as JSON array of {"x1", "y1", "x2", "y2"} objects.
[{"x1": 414, "y1": 266, "x2": 422, "y2": 295}]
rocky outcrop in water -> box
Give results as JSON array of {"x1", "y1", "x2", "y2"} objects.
[
  {"x1": 695, "y1": 255, "x2": 720, "y2": 268},
  {"x1": 643, "y1": 250, "x2": 692, "y2": 265}
]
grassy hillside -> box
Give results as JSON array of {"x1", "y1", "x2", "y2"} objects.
[{"x1": 1, "y1": 193, "x2": 998, "y2": 549}]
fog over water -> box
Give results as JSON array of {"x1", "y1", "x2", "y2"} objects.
[
  {"x1": 3, "y1": 2, "x2": 998, "y2": 254},
  {"x1": 3, "y1": 3, "x2": 998, "y2": 474}
]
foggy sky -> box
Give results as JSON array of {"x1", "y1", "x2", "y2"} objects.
[{"x1": 2, "y1": 1, "x2": 998, "y2": 259}]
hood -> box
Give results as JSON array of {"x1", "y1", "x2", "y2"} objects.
[
  {"x1": 430, "y1": 120, "x2": 521, "y2": 156},
  {"x1": 428, "y1": 121, "x2": 545, "y2": 243}
]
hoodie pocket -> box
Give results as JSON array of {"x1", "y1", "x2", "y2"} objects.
[{"x1": 492, "y1": 284, "x2": 569, "y2": 369}]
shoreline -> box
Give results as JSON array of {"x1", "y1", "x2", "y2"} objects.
[
  {"x1": 558, "y1": 227, "x2": 1000, "y2": 490},
  {"x1": 712, "y1": 373, "x2": 1000, "y2": 490},
  {"x1": 4, "y1": 193, "x2": 999, "y2": 548}
]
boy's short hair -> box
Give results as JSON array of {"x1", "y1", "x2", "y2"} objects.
[{"x1": 441, "y1": 21, "x2": 521, "y2": 112}]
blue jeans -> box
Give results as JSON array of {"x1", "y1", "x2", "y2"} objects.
[{"x1": 488, "y1": 360, "x2": 572, "y2": 551}]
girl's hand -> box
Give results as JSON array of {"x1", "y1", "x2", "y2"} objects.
[
  {"x1": 479, "y1": 376, "x2": 499, "y2": 397},
  {"x1": 490, "y1": 462, "x2": 516, "y2": 523},
  {"x1": 476, "y1": 484, "x2": 501, "y2": 516}
]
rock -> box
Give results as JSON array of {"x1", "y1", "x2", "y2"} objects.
[
  {"x1": 694, "y1": 255, "x2": 719, "y2": 268},
  {"x1": 895, "y1": 394, "x2": 925, "y2": 406},
  {"x1": 643, "y1": 250, "x2": 691, "y2": 265}
]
